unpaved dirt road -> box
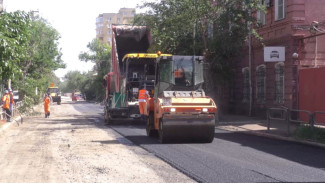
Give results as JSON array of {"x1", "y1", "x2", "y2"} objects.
[{"x1": 0, "y1": 97, "x2": 194, "y2": 183}]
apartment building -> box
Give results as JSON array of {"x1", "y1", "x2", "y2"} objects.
[
  {"x1": 0, "y1": 0, "x2": 3, "y2": 12},
  {"x1": 96, "y1": 8, "x2": 135, "y2": 45},
  {"x1": 226, "y1": 0, "x2": 325, "y2": 116}
]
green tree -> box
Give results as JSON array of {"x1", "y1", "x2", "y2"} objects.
[
  {"x1": 63, "y1": 71, "x2": 86, "y2": 92},
  {"x1": 15, "y1": 14, "x2": 65, "y2": 106},
  {"x1": 79, "y1": 38, "x2": 111, "y2": 101},
  {"x1": 134, "y1": 0, "x2": 264, "y2": 83},
  {"x1": 0, "y1": 11, "x2": 30, "y2": 83},
  {"x1": 0, "y1": 11, "x2": 65, "y2": 112}
]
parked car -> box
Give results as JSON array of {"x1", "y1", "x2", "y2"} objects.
[{"x1": 72, "y1": 92, "x2": 82, "y2": 101}]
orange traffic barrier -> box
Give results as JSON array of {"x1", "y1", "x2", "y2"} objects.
[{"x1": 1, "y1": 119, "x2": 6, "y2": 124}]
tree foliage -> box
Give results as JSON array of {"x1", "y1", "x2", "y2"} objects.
[
  {"x1": 69, "y1": 38, "x2": 112, "y2": 101},
  {"x1": 0, "y1": 11, "x2": 65, "y2": 111},
  {"x1": 62, "y1": 71, "x2": 86, "y2": 93},
  {"x1": 0, "y1": 11, "x2": 30, "y2": 81},
  {"x1": 134, "y1": 0, "x2": 264, "y2": 86}
]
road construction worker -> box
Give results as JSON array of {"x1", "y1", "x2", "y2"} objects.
[
  {"x1": 174, "y1": 67, "x2": 185, "y2": 78},
  {"x1": 1, "y1": 90, "x2": 11, "y2": 122},
  {"x1": 138, "y1": 85, "x2": 150, "y2": 120},
  {"x1": 9, "y1": 89, "x2": 15, "y2": 115},
  {"x1": 44, "y1": 93, "x2": 51, "y2": 118}
]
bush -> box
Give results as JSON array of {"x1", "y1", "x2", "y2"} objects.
[{"x1": 293, "y1": 126, "x2": 325, "y2": 144}]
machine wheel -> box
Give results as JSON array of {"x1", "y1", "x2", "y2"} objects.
[
  {"x1": 146, "y1": 112, "x2": 157, "y2": 137},
  {"x1": 158, "y1": 119, "x2": 167, "y2": 143},
  {"x1": 204, "y1": 132, "x2": 215, "y2": 143},
  {"x1": 104, "y1": 109, "x2": 111, "y2": 125}
]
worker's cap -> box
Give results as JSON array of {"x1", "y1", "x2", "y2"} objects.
[{"x1": 4, "y1": 90, "x2": 8, "y2": 94}]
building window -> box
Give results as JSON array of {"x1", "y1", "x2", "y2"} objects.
[
  {"x1": 242, "y1": 67, "x2": 250, "y2": 103},
  {"x1": 107, "y1": 24, "x2": 111, "y2": 28},
  {"x1": 96, "y1": 17, "x2": 103, "y2": 23},
  {"x1": 257, "y1": 0, "x2": 266, "y2": 26},
  {"x1": 275, "y1": 62, "x2": 284, "y2": 103},
  {"x1": 107, "y1": 30, "x2": 111, "y2": 34},
  {"x1": 275, "y1": 0, "x2": 285, "y2": 20},
  {"x1": 256, "y1": 65, "x2": 266, "y2": 103}
]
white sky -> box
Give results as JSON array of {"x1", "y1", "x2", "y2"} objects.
[{"x1": 3, "y1": 0, "x2": 151, "y2": 79}]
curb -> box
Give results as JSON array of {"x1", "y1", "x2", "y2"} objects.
[
  {"x1": 0, "y1": 116, "x2": 22, "y2": 134},
  {"x1": 0, "y1": 104, "x2": 41, "y2": 135},
  {"x1": 216, "y1": 127, "x2": 325, "y2": 149}
]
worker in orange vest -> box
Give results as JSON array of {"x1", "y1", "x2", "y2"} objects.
[
  {"x1": 138, "y1": 84, "x2": 150, "y2": 120},
  {"x1": 44, "y1": 93, "x2": 51, "y2": 118},
  {"x1": 1, "y1": 90, "x2": 11, "y2": 122}
]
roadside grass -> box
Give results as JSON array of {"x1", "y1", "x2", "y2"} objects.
[{"x1": 293, "y1": 126, "x2": 325, "y2": 144}]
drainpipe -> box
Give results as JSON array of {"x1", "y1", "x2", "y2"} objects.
[
  {"x1": 314, "y1": 36, "x2": 318, "y2": 67},
  {"x1": 248, "y1": 9, "x2": 253, "y2": 116}
]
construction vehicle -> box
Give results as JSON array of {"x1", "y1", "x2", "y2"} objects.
[
  {"x1": 103, "y1": 25, "x2": 171, "y2": 123},
  {"x1": 146, "y1": 55, "x2": 217, "y2": 143},
  {"x1": 47, "y1": 83, "x2": 61, "y2": 105}
]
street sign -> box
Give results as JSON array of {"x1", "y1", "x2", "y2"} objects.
[{"x1": 264, "y1": 47, "x2": 285, "y2": 62}]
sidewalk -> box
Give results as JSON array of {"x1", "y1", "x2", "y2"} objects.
[{"x1": 216, "y1": 114, "x2": 325, "y2": 149}]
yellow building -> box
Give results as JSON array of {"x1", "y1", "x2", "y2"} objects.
[{"x1": 96, "y1": 8, "x2": 135, "y2": 46}]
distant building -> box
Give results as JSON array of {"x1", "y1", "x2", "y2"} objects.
[
  {"x1": 96, "y1": 8, "x2": 135, "y2": 45},
  {"x1": 0, "y1": 0, "x2": 3, "y2": 12}
]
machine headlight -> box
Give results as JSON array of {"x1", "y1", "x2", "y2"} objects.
[
  {"x1": 202, "y1": 108, "x2": 208, "y2": 112},
  {"x1": 170, "y1": 108, "x2": 176, "y2": 112}
]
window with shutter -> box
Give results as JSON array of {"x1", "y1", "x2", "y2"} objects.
[
  {"x1": 275, "y1": 63, "x2": 284, "y2": 103},
  {"x1": 256, "y1": 65, "x2": 266, "y2": 103},
  {"x1": 275, "y1": 0, "x2": 285, "y2": 20}
]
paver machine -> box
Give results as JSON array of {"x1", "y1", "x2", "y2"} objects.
[
  {"x1": 146, "y1": 55, "x2": 217, "y2": 143},
  {"x1": 103, "y1": 25, "x2": 171, "y2": 124}
]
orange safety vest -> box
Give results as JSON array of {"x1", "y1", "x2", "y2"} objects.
[
  {"x1": 138, "y1": 89, "x2": 148, "y2": 100},
  {"x1": 2, "y1": 94, "x2": 10, "y2": 109},
  {"x1": 44, "y1": 96, "x2": 50, "y2": 113}
]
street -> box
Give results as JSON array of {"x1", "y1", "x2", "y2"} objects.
[{"x1": 1, "y1": 98, "x2": 325, "y2": 183}]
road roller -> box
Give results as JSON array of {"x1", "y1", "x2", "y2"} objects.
[{"x1": 146, "y1": 55, "x2": 217, "y2": 143}]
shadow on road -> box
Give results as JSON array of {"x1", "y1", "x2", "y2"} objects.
[{"x1": 214, "y1": 131, "x2": 325, "y2": 169}]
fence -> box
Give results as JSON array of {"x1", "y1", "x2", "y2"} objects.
[
  {"x1": 267, "y1": 108, "x2": 324, "y2": 135},
  {"x1": 1, "y1": 101, "x2": 23, "y2": 125}
]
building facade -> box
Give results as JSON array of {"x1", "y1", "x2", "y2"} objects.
[
  {"x1": 226, "y1": 0, "x2": 325, "y2": 117},
  {"x1": 96, "y1": 8, "x2": 135, "y2": 45},
  {"x1": 0, "y1": 0, "x2": 3, "y2": 12}
]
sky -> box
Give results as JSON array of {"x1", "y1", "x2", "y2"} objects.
[{"x1": 3, "y1": 0, "x2": 151, "y2": 79}]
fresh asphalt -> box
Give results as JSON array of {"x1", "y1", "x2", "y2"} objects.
[{"x1": 73, "y1": 101, "x2": 325, "y2": 183}]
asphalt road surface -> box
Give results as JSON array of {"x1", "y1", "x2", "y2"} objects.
[
  {"x1": 1, "y1": 100, "x2": 325, "y2": 183},
  {"x1": 0, "y1": 97, "x2": 194, "y2": 183},
  {"x1": 72, "y1": 101, "x2": 325, "y2": 182}
]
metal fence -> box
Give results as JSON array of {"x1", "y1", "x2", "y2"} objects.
[
  {"x1": 267, "y1": 108, "x2": 324, "y2": 135},
  {"x1": 1, "y1": 101, "x2": 23, "y2": 125}
]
